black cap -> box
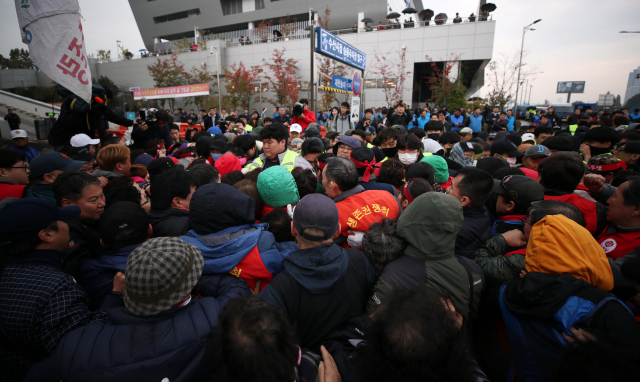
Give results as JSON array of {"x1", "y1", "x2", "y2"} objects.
[
  {"x1": 211, "y1": 139, "x2": 226, "y2": 152},
  {"x1": 476, "y1": 157, "x2": 510, "y2": 177},
  {"x1": 302, "y1": 127, "x2": 321, "y2": 138},
  {"x1": 189, "y1": 183, "x2": 254, "y2": 235},
  {"x1": 98, "y1": 201, "x2": 149, "y2": 248},
  {"x1": 490, "y1": 139, "x2": 524, "y2": 158},
  {"x1": 29, "y1": 152, "x2": 86, "y2": 178},
  {"x1": 147, "y1": 158, "x2": 175, "y2": 180},
  {"x1": 493, "y1": 175, "x2": 544, "y2": 204},
  {"x1": 424, "y1": 120, "x2": 444, "y2": 131},
  {"x1": 293, "y1": 194, "x2": 339, "y2": 242},
  {"x1": 0, "y1": 198, "x2": 80, "y2": 244}
]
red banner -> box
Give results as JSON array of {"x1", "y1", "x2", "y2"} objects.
[{"x1": 133, "y1": 83, "x2": 209, "y2": 100}]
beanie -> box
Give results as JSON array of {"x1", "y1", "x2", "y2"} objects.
[
  {"x1": 257, "y1": 166, "x2": 300, "y2": 207},
  {"x1": 214, "y1": 154, "x2": 242, "y2": 177},
  {"x1": 420, "y1": 155, "x2": 449, "y2": 183}
]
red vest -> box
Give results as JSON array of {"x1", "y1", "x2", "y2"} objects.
[
  {"x1": 336, "y1": 190, "x2": 400, "y2": 246},
  {"x1": 0, "y1": 184, "x2": 26, "y2": 201},
  {"x1": 596, "y1": 225, "x2": 640, "y2": 260},
  {"x1": 520, "y1": 167, "x2": 538, "y2": 180},
  {"x1": 544, "y1": 193, "x2": 598, "y2": 235}
]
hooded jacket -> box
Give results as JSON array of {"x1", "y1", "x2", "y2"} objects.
[
  {"x1": 149, "y1": 208, "x2": 191, "y2": 238},
  {"x1": 455, "y1": 206, "x2": 492, "y2": 258},
  {"x1": 260, "y1": 244, "x2": 375, "y2": 350},
  {"x1": 525, "y1": 215, "x2": 614, "y2": 291},
  {"x1": 367, "y1": 192, "x2": 484, "y2": 321},
  {"x1": 181, "y1": 183, "x2": 297, "y2": 291},
  {"x1": 328, "y1": 113, "x2": 354, "y2": 134},
  {"x1": 24, "y1": 274, "x2": 250, "y2": 382}
]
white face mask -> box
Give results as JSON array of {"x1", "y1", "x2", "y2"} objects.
[
  {"x1": 399, "y1": 153, "x2": 418, "y2": 165},
  {"x1": 505, "y1": 157, "x2": 517, "y2": 167}
]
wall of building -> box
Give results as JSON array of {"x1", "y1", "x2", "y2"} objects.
[
  {"x1": 0, "y1": 69, "x2": 56, "y2": 90},
  {"x1": 625, "y1": 66, "x2": 640, "y2": 105},
  {"x1": 93, "y1": 21, "x2": 495, "y2": 111}
]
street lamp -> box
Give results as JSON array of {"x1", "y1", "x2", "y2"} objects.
[
  {"x1": 309, "y1": 8, "x2": 316, "y2": 112},
  {"x1": 513, "y1": 19, "x2": 540, "y2": 114},
  {"x1": 211, "y1": 47, "x2": 222, "y2": 110},
  {"x1": 620, "y1": 31, "x2": 640, "y2": 33}
]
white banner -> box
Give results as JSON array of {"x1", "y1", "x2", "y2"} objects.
[
  {"x1": 351, "y1": 96, "x2": 360, "y2": 123},
  {"x1": 14, "y1": 0, "x2": 92, "y2": 103}
]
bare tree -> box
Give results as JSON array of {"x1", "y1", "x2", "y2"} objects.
[
  {"x1": 484, "y1": 51, "x2": 539, "y2": 111},
  {"x1": 369, "y1": 48, "x2": 412, "y2": 107}
]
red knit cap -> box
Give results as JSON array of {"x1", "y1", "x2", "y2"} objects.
[{"x1": 214, "y1": 154, "x2": 242, "y2": 176}]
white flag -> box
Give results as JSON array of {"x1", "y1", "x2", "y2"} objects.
[{"x1": 14, "y1": 0, "x2": 92, "y2": 103}]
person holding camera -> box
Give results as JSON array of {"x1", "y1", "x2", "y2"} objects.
[
  {"x1": 291, "y1": 99, "x2": 316, "y2": 132},
  {"x1": 130, "y1": 110, "x2": 173, "y2": 150}
]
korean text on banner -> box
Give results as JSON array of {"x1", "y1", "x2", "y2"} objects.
[
  {"x1": 133, "y1": 84, "x2": 210, "y2": 100},
  {"x1": 316, "y1": 27, "x2": 366, "y2": 71},
  {"x1": 14, "y1": 0, "x2": 92, "y2": 103}
]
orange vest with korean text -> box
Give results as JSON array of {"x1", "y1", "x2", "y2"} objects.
[{"x1": 335, "y1": 190, "x2": 400, "y2": 243}]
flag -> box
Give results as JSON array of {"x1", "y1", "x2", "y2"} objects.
[{"x1": 14, "y1": 0, "x2": 92, "y2": 102}]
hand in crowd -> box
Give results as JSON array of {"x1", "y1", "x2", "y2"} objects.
[
  {"x1": 319, "y1": 345, "x2": 342, "y2": 382},
  {"x1": 138, "y1": 121, "x2": 149, "y2": 131},
  {"x1": 579, "y1": 143, "x2": 591, "y2": 161},
  {"x1": 112, "y1": 272, "x2": 125, "y2": 293},
  {"x1": 441, "y1": 298, "x2": 463, "y2": 329},
  {"x1": 251, "y1": 279, "x2": 262, "y2": 296},
  {"x1": 562, "y1": 327, "x2": 597, "y2": 344},
  {"x1": 583, "y1": 173, "x2": 606, "y2": 194},
  {"x1": 97, "y1": 176, "x2": 109, "y2": 187},
  {"x1": 502, "y1": 229, "x2": 526, "y2": 248},
  {"x1": 347, "y1": 230, "x2": 365, "y2": 249}
]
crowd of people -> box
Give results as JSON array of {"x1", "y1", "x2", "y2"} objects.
[{"x1": 1, "y1": 93, "x2": 640, "y2": 382}]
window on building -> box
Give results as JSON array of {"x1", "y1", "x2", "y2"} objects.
[
  {"x1": 153, "y1": 9, "x2": 200, "y2": 24},
  {"x1": 300, "y1": 81, "x2": 309, "y2": 91},
  {"x1": 364, "y1": 79, "x2": 376, "y2": 89},
  {"x1": 384, "y1": 79, "x2": 397, "y2": 88},
  {"x1": 376, "y1": 79, "x2": 385, "y2": 88},
  {"x1": 221, "y1": 0, "x2": 242, "y2": 16},
  {"x1": 256, "y1": 0, "x2": 265, "y2": 10}
]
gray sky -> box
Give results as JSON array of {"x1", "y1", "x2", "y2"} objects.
[{"x1": 1, "y1": 0, "x2": 639, "y2": 105}]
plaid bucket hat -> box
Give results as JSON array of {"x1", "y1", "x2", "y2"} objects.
[{"x1": 124, "y1": 237, "x2": 204, "y2": 316}]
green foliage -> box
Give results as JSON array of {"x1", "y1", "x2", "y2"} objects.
[
  {"x1": 95, "y1": 76, "x2": 119, "y2": 99},
  {"x1": 223, "y1": 61, "x2": 260, "y2": 110},
  {"x1": 13, "y1": 86, "x2": 63, "y2": 104},
  {"x1": 147, "y1": 54, "x2": 187, "y2": 109},
  {"x1": 0, "y1": 48, "x2": 34, "y2": 69},
  {"x1": 96, "y1": 50, "x2": 111, "y2": 63}
]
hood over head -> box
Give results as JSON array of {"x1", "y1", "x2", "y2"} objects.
[
  {"x1": 283, "y1": 244, "x2": 349, "y2": 294},
  {"x1": 397, "y1": 192, "x2": 463, "y2": 259},
  {"x1": 189, "y1": 183, "x2": 255, "y2": 235},
  {"x1": 525, "y1": 215, "x2": 614, "y2": 291}
]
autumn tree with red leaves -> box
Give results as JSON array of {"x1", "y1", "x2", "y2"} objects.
[
  {"x1": 182, "y1": 64, "x2": 218, "y2": 110},
  {"x1": 369, "y1": 48, "x2": 412, "y2": 107},
  {"x1": 223, "y1": 62, "x2": 261, "y2": 110},
  {"x1": 147, "y1": 54, "x2": 188, "y2": 110},
  {"x1": 425, "y1": 54, "x2": 468, "y2": 109},
  {"x1": 260, "y1": 48, "x2": 300, "y2": 107}
]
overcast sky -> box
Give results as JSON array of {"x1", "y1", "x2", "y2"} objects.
[{"x1": 1, "y1": 0, "x2": 639, "y2": 105}]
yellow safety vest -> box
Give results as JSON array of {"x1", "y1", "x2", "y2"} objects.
[
  {"x1": 245, "y1": 149, "x2": 299, "y2": 172},
  {"x1": 245, "y1": 124, "x2": 253, "y2": 132},
  {"x1": 569, "y1": 124, "x2": 578, "y2": 136}
]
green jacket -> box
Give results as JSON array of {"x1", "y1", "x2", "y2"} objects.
[
  {"x1": 25, "y1": 183, "x2": 56, "y2": 205},
  {"x1": 469, "y1": 235, "x2": 526, "y2": 288},
  {"x1": 366, "y1": 193, "x2": 484, "y2": 321}
]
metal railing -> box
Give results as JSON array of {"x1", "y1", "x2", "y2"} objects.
[{"x1": 329, "y1": 16, "x2": 493, "y2": 35}]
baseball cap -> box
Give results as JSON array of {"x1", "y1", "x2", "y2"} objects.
[
  {"x1": 459, "y1": 127, "x2": 473, "y2": 135},
  {"x1": 70, "y1": 133, "x2": 101, "y2": 147},
  {"x1": 293, "y1": 194, "x2": 339, "y2": 242},
  {"x1": 124, "y1": 237, "x2": 204, "y2": 316},
  {"x1": 365, "y1": 126, "x2": 376, "y2": 135},
  {"x1": 587, "y1": 155, "x2": 621, "y2": 173},
  {"x1": 98, "y1": 201, "x2": 149, "y2": 249},
  {"x1": 29, "y1": 152, "x2": 86, "y2": 178},
  {"x1": 491, "y1": 139, "x2": 524, "y2": 158},
  {"x1": 0, "y1": 198, "x2": 80, "y2": 244},
  {"x1": 66, "y1": 146, "x2": 95, "y2": 162},
  {"x1": 493, "y1": 175, "x2": 544, "y2": 204},
  {"x1": 524, "y1": 145, "x2": 550, "y2": 159},
  {"x1": 302, "y1": 127, "x2": 321, "y2": 138},
  {"x1": 146, "y1": 158, "x2": 175, "y2": 180},
  {"x1": 290, "y1": 123, "x2": 302, "y2": 133},
  {"x1": 11, "y1": 129, "x2": 27, "y2": 139},
  {"x1": 521, "y1": 133, "x2": 536, "y2": 144},
  {"x1": 333, "y1": 136, "x2": 362, "y2": 153}
]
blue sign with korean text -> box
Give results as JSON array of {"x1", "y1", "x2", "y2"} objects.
[
  {"x1": 316, "y1": 27, "x2": 366, "y2": 71},
  {"x1": 331, "y1": 75, "x2": 352, "y2": 92}
]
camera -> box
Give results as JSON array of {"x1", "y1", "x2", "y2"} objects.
[{"x1": 292, "y1": 102, "x2": 304, "y2": 117}]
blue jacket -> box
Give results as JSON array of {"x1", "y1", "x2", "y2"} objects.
[
  {"x1": 468, "y1": 114, "x2": 483, "y2": 132},
  {"x1": 76, "y1": 244, "x2": 140, "y2": 310},
  {"x1": 455, "y1": 206, "x2": 491, "y2": 258},
  {"x1": 25, "y1": 274, "x2": 250, "y2": 382},
  {"x1": 506, "y1": 116, "x2": 515, "y2": 131},
  {"x1": 181, "y1": 223, "x2": 296, "y2": 289},
  {"x1": 0, "y1": 250, "x2": 110, "y2": 381},
  {"x1": 417, "y1": 115, "x2": 429, "y2": 128},
  {"x1": 449, "y1": 115, "x2": 465, "y2": 130},
  {"x1": 10, "y1": 145, "x2": 38, "y2": 163}
]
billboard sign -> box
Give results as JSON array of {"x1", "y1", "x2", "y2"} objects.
[
  {"x1": 331, "y1": 75, "x2": 351, "y2": 93},
  {"x1": 133, "y1": 83, "x2": 209, "y2": 100},
  {"x1": 316, "y1": 27, "x2": 366, "y2": 71},
  {"x1": 557, "y1": 81, "x2": 585, "y2": 94}
]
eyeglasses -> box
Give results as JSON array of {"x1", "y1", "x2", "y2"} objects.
[
  {"x1": 521, "y1": 216, "x2": 532, "y2": 225},
  {"x1": 6, "y1": 164, "x2": 29, "y2": 171}
]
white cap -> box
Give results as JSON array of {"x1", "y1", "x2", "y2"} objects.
[
  {"x1": 521, "y1": 133, "x2": 536, "y2": 143},
  {"x1": 289, "y1": 123, "x2": 302, "y2": 133},
  {"x1": 11, "y1": 129, "x2": 27, "y2": 139},
  {"x1": 70, "y1": 133, "x2": 101, "y2": 147},
  {"x1": 422, "y1": 138, "x2": 443, "y2": 154}
]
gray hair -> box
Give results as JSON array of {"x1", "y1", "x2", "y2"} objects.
[
  {"x1": 527, "y1": 200, "x2": 585, "y2": 227},
  {"x1": 324, "y1": 157, "x2": 358, "y2": 192},
  {"x1": 362, "y1": 219, "x2": 406, "y2": 277}
]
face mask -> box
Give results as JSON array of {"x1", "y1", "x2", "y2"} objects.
[
  {"x1": 381, "y1": 147, "x2": 398, "y2": 159},
  {"x1": 399, "y1": 153, "x2": 417, "y2": 165},
  {"x1": 427, "y1": 133, "x2": 441, "y2": 141},
  {"x1": 505, "y1": 157, "x2": 517, "y2": 167},
  {"x1": 589, "y1": 145, "x2": 611, "y2": 156},
  {"x1": 210, "y1": 153, "x2": 222, "y2": 161}
]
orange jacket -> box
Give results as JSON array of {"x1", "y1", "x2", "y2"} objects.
[
  {"x1": 335, "y1": 189, "x2": 400, "y2": 246},
  {"x1": 525, "y1": 214, "x2": 613, "y2": 291}
]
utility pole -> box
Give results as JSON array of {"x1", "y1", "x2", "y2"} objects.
[
  {"x1": 309, "y1": 8, "x2": 316, "y2": 112},
  {"x1": 513, "y1": 19, "x2": 541, "y2": 113}
]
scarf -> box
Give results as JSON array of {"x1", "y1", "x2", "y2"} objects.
[{"x1": 450, "y1": 143, "x2": 475, "y2": 167}]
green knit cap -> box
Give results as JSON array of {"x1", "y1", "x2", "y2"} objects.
[
  {"x1": 257, "y1": 166, "x2": 300, "y2": 207},
  {"x1": 420, "y1": 155, "x2": 449, "y2": 184}
]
